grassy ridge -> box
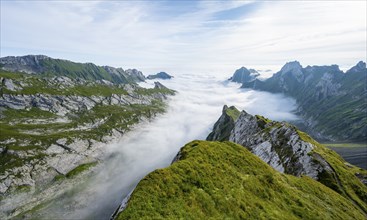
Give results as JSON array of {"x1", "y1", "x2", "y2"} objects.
[
  {"x1": 118, "y1": 141, "x2": 365, "y2": 219},
  {"x1": 40, "y1": 58, "x2": 114, "y2": 82}
]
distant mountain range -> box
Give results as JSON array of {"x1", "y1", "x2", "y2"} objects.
[
  {"x1": 230, "y1": 61, "x2": 366, "y2": 142},
  {"x1": 0, "y1": 55, "x2": 175, "y2": 84}
]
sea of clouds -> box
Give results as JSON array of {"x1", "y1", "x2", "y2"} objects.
[{"x1": 39, "y1": 73, "x2": 299, "y2": 219}]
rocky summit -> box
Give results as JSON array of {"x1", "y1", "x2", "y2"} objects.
[
  {"x1": 207, "y1": 106, "x2": 367, "y2": 214},
  {"x1": 241, "y1": 61, "x2": 367, "y2": 142},
  {"x1": 146, "y1": 72, "x2": 173, "y2": 80},
  {"x1": 228, "y1": 66, "x2": 259, "y2": 83}
]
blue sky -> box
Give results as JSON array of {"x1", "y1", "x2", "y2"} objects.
[{"x1": 1, "y1": 1, "x2": 366, "y2": 75}]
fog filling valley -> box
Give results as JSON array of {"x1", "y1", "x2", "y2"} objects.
[{"x1": 37, "y1": 74, "x2": 299, "y2": 219}]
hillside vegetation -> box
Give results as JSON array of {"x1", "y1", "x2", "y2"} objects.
[{"x1": 118, "y1": 141, "x2": 366, "y2": 219}]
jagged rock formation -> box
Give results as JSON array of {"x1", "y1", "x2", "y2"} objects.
[
  {"x1": 207, "y1": 105, "x2": 240, "y2": 141},
  {"x1": 207, "y1": 106, "x2": 367, "y2": 214},
  {"x1": 228, "y1": 67, "x2": 259, "y2": 83},
  {"x1": 147, "y1": 72, "x2": 173, "y2": 80},
  {"x1": 116, "y1": 141, "x2": 366, "y2": 219},
  {"x1": 0, "y1": 55, "x2": 146, "y2": 84},
  {"x1": 242, "y1": 61, "x2": 367, "y2": 141}
]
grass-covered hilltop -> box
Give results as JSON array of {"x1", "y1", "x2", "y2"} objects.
[
  {"x1": 240, "y1": 61, "x2": 367, "y2": 142},
  {"x1": 118, "y1": 141, "x2": 366, "y2": 219},
  {"x1": 117, "y1": 106, "x2": 367, "y2": 219},
  {"x1": 0, "y1": 55, "x2": 175, "y2": 218}
]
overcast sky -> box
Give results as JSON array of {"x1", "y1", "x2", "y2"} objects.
[{"x1": 1, "y1": 1, "x2": 366, "y2": 75}]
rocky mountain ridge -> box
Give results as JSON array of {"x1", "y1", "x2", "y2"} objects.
[
  {"x1": 0, "y1": 55, "x2": 146, "y2": 84},
  {"x1": 241, "y1": 61, "x2": 367, "y2": 141},
  {"x1": 207, "y1": 105, "x2": 367, "y2": 213}
]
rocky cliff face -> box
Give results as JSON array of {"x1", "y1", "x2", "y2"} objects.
[
  {"x1": 0, "y1": 55, "x2": 48, "y2": 74},
  {"x1": 207, "y1": 105, "x2": 240, "y2": 141},
  {"x1": 229, "y1": 111, "x2": 330, "y2": 178},
  {"x1": 209, "y1": 107, "x2": 331, "y2": 179},
  {"x1": 242, "y1": 61, "x2": 367, "y2": 141},
  {"x1": 207, "y1": 106, "x2": 367, "y2": 213},
  {"x1": 0, "y1": 55, "x2": 146, "y2": 84},
  {"x1": 228, "y1": 67, "x2": 259, "y2": 84}
]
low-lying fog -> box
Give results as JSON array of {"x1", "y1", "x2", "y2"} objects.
[{"x1": 40, "y1": 74, "x2": 299, "y2": 219}]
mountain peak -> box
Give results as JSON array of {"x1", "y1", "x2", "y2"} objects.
[
  {"x1": 206, "y1": 106, "x2": 367, "y2": 210},
  {"x1": 207, "y1": 105, "x2": 240, "y2": 141},
  {"x1": 147, "y1": 72, "x2": 173, "y2": 80},
  {"x1": 229, "y1": 66, "x2": 259, "y2": 83},
  {"x1": 346, "y1": 61, "x2": 367, "y2": 74},
  {"x1": 280, "y1": 61, "x2": 302, "y2": 74}
]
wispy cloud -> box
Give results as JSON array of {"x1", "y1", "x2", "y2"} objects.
[{"x1": 1, "y1": 1, "x2": 365, "y2": 75}]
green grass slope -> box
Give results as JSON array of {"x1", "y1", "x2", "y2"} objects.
[
  {"x1": 297, "y1": 131, "x2": 367, "y2": 214},
  {"x1": 118, "y1": 141, "x2": 366, "y2": 220}
]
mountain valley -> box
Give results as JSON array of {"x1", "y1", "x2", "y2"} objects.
[{"x1": 0, "y1": 55, "x2": 366, "y2": 220}]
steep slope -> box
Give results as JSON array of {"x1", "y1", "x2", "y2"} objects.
[
  {"x1": 0, "y1": 68, "x2": 175, "y2": 218},
  {"x1": 0, "y1": 55, "x2": 146, "y2": 84},
  {"x1": 147, "y1": 72, "x2": 173, "y2": 80},
  {"x1": 242, "y1": 61, "x2": 367, "y2": 141},
  {"x1": 208, "y1": 106, "x2": 367, "y2": 213},
  {"x1": 117, "y1": 141, "x2": 365, "y2": 219},
  {"x1": 228, "y1": 66, "x2": 259, "y2": 83},
  {"x1": 207, "y1": 105, "x2": 240, "y2": 141}
]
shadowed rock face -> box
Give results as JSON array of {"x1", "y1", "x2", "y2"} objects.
[
  {"x1": 0, "y1": 55, "x2": 48, "y2": 74},
  {"x1": 207, "y1": 105, "x2": 239, "y2": 142},
  {"x1": 228, "y1": 67, "x2": 259, "y2": 83}
]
